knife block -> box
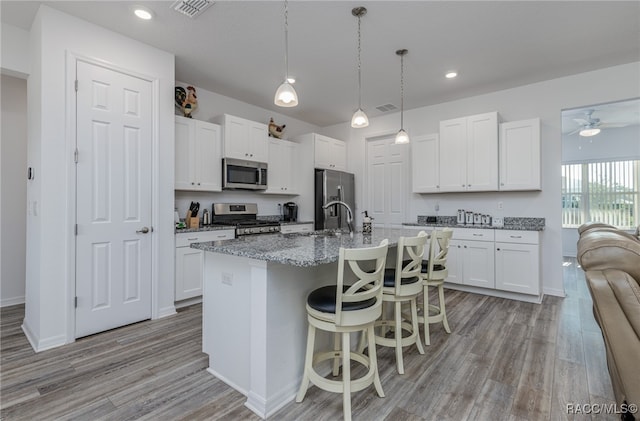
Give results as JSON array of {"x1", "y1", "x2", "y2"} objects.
[{"x1": 188, "y1": 217, "x2": 200, "y2": 229}]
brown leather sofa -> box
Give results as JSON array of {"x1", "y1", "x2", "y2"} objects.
[{"x1": 577, "y1": 224, "x2": 640, "y2": 419}]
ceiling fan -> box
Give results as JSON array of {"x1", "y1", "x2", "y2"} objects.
[{"x1": 569, "y1": 109, "x2": 629, "y2": 137}]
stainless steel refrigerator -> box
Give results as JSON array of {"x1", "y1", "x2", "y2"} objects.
[{"x1": 314, "y1": 169, "x2": 355, "y2": 231}]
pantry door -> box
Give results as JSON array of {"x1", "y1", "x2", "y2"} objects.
[
  {"x1": 75, "y1": 60, "x2": 153, "y2": 338},
  {"x1": 366, "y1": 136, "x2": 409, "y2": 227}
]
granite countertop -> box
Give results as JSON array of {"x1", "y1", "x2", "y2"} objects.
[
  {"x1": 175, "y1": 224, "x2": 235, "y2": 234},
  {"x1": 404, "y1": 216, "x2": 545, "y2": 231},
  {"x1": 190, "y1": 228, "x2": 424, "y2": 268},
  {"x1": 280, "y1": 221, "x2": 314, "y2": 226}
]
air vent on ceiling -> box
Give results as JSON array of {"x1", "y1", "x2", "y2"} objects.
[
  {"x1": 375, "y1": 103, "x2": 398, "y2": 113},
  {"x1": 171, "y1": 0, "x2": 214, "y2": 18}
]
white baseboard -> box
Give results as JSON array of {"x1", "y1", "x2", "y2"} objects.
[
  {"x1": 0, "y1": 296, "x2": 25, "y2": 307},
  {"x1": 155, "y1": 305, "x2": 177, "y2": 319},
  {"x1": 174, "y1": 296, "x2": 202, "y2": 309},
  {"x1": 543, "y1": 287, "x2": 566, "y2": 297},
  {"x1": 206, "y1": 367, "x2": 248, "y2": 396},
  {"x1": 21, "y1": 319, "x2": 67, "y2": 353}
]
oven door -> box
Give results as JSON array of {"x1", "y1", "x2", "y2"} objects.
[{"x1": 223, "y1": 158, "x2": 267, "y2": 190}]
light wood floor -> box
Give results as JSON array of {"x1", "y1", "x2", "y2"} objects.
[{"x1": 1, "y1": 258, "x2": 616, "y2": 420}]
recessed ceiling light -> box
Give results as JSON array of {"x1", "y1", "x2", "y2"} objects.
[
  {"x1": 134, "y1": 7, "x2": 154, "y2": 20},
  {"x1": 287, "y1": 77, "x2": 296, "y2": 84},
  {"x1": 445, "y1": 71, "x2": 458, "y2": 79}
]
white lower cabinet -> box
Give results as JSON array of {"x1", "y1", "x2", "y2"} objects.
[
  {"x1": 280, "y1": 223, "x2": 314, "y2": 234},
  {"x1": 446, "y1": 229, "x2": 495, "y2": 288},
  {"x1": 175, "y1": 230, "x2": 235, "y2": 301},
  {"x1": 495, "y1": 230, "x2": 540, "y2": 295}
]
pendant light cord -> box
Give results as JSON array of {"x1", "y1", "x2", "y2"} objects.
[
  {"x1": 400, "y1": 52, "x2": 404, "y2": 130},
  {"x1": 284, "y1": 0, "x2": 289, "y2": 80},
  {"x1": 357, "y1": 13, "x2": 362, "y2": 109}
]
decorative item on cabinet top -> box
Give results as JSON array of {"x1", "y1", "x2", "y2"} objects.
[
  {"x1": 175, "y1": 85, "x2": 198, "y2": 118},
  {"x1": 268, "y1": 118, "x2": 286, "y2": 138}
]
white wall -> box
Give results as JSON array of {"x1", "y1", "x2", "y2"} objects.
[
  {"x1": 1, "y1": 23, "x2": 30, "y2": 77},
  {"x1": 24, "y1": 6, "x2": 175, "y2": 351},
  {"x1": 1, "y1": 75, "x2": 27, "y2": 307},
  {"x1": 321, "y1": 62, "x2": 640, "y2": 298},
  {"x1": 173, "y1": 82, "x2": 321, "y2": 221}
]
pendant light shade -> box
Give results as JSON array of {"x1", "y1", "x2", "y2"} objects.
[
  {"x1": 275, "y1": 0, "x2": 298, "y2": 107},
  {"x1": 394, "y1": 49, "x2": 409, "y2": 144},
  {"x1": 351, "y1": 7, "x2": 369, "y2": 128}
]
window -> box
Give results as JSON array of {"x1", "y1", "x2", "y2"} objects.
[{"x1": 561, "y1": 159, "x2": 639, "y2": 228}]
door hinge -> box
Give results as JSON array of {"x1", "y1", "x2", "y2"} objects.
[
  {"x1": 74, "y1": 296, "x2": 78, "y2": 308},
  {"x1": 75, "y1": 224, "x2": 78, "y2": 235},
  {"x1": 74, "y1": 148, "x2": 78, "y2": 163},
  {"x1": 75, "y1": 80, "x2": 78, "y2": 92}
]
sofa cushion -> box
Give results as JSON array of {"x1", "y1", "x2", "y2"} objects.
[
  {"x1": 585, "y1": 269, "x2": 640, "y2": 410},
  {"x1": 577, "y1": 230, "x2": 640, "y2": 281}
]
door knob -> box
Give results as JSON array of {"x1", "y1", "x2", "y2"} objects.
[{"x1": 136, "y1": 227, "x2": 150, "y2": 234}]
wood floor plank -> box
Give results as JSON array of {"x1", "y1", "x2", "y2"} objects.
[{"x1": 1, "y1": 260, "x2": 618, "y2": 421}]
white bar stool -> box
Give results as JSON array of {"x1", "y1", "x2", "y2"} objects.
[
  {"x1": 373, "y1": 231, "x2": 428, "y2": 374},
  {"x1": 296, "y1": 239, "x2": 389, "y2": 421}
]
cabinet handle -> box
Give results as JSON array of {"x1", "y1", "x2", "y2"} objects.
[
  {"x1": 187, "y1": 237, "x2": 198, "y2": 241},
  {"x1": 191, "y1": 182, "x2": 195, "y2": 185},
  {"x1": 216, "y1": 235, "x2": 227, "y2": 238},
  {"x1": 497, "y1": 248, "x2": 501, "y2": 251},
  {"x1": 501, "y1": 183, "x2": 505, "y2": 186},
  {"x1": 510, "y1": 235, "x2": 522, "y2": 239},
  {"x1": 436, "y1": 185, "x2": 439, "y2": 188},
  {"x1": 468, "y1": 184, "x2": 471, "y2": 187},
  {"x1": 464, "y1": 245, "x2": 467, "y2": 248},
  {"x1": 462, "y1": 184, "x2": 465, "y2": 187},
  {"x1": 472, "y1": 234, "x2": 483, "y2": 237},
  {"x1": 197, "y1": 182, "x2": 201, "y2": 185}
]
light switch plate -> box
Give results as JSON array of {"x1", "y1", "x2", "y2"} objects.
[{"x1": 492, "y1": 217, "x2": 504, "y2": 227}]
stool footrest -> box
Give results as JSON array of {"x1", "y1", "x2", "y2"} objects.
[{"x1": 308, "y1": 351, "x2": 378, "y2": 394}]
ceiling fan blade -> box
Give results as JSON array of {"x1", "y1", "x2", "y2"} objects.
[
  {"x1": 599, "y1": 122, "x2": 630, "y2": 128},
  {"x1": 567, "y1": 128, "x2": 581, "y2": 135},
  {"x1": 573, "y1": 118, "x2": 589, "y2": 125}
]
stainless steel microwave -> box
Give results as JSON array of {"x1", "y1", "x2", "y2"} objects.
[{"x1": 222, "y1": 158, "x2": 267, "y2": 190}]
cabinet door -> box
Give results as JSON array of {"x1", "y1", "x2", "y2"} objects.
[
  {"x1": 445, "y1": 239, "x2": 464, "y2": 285},
  {"x1": 331, "y1": 139, "x2": 347, "y2": 171},
  {"x1": 224, "y1": 115, "x2": 250, "y2": 160},
  {"x1": 281, "y1": 141, "x2": 297, "y2": 193},
  {"x1": 412, "y1": 134, "x2": 440, "y2": 193},
  {"x1": 195, "y1": 121, "x2": 222, "y2": 191},
  {"x1": 439, "y1": 118, "x2": 467, "y2": 192},
  {"x1": 249, "y1": 121, "x2": 268, "y2": 162},
  {"x1": 314, "y1": 135, "x2": 332, "y2": 169},
  {"x1": 175, "y1": 116, "x2": 196, "y2": 190},
  {"x1": 495, "y1": 242, "x2": 540, "y2": 295},
  {"x1": 265, "y1": 140, "x2": 297, "y2": 194},
  {"x1": 462, "y1": 240, "x2": 495, "y2": 288},
  {"x1": 466, "y1": 112, "x2": 498, "y2": 191},
  {"x1": 175, "y1": 247, "x2": 204, "y2": 301},
  {"x1": 499, "y1": 118, "x2": 541, "y2": 191}
]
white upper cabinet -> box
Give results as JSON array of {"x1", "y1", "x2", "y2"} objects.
[
  {"x1": 412, "y1": 134, "x2": 440, "y2": 193},
  {"x1": 439, "y1": 112, "x2": 498, "y2": 192},
  {"x1": 314, "y1": 134, "x2": 347, "y2": 171},
  {"x1": 499, "y1": 118, "x2": 541, "y2": 191},
  {"x1": 175, "y1": 116, "x2": 222, "y2": 191},
  {"x1": 213, "y1": 114, "x2": 269, "y2": 163},
  {"x1": 264, "y1": 138, "x2": 298, "y2": 194}
]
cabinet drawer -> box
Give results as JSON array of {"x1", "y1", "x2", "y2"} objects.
[
  {"x1": 176, "y1": 229, "x2": 235, "y2": 247},
  {"x1": 453, "y1": 228, "x2": 495, "y2": 241},
  {"x1": 495, "y1": 230, "x2": 539, "y2": 244}
]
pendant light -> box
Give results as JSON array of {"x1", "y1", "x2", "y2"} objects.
[
  {"x1": 274, "y1": 0, "x2": 298, "y2": 107},
  {"x1": 351, "y1": 7, "x2": 369, "y2": 128},
  {"x1": 394, "y1": 49, "x2": 409, "y2": 144}
]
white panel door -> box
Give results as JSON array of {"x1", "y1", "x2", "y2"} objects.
[
  {"x1": 368, "y1": 139, "x2": 387, "y2": 225},
  {"x1": 367, "y1": 137, "x2": 408, "y2": 227},
  {"x1": 75, "y1": 60, "x2": 152, "y2": 338}
]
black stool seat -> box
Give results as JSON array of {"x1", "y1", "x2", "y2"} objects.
[
  {"x1": 402, "y1": 259, "x2": 446, "y2": 273},
  {"x1": 383, "y1": 268, "x2": 420, "y2": 287},
  {"x1": 307, "y1": 285, "x2": 376, "y2": 313}
]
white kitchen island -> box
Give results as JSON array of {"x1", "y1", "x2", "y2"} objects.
[{"x1": 191, "y1": 229, "x2": 411, "y2": 419}]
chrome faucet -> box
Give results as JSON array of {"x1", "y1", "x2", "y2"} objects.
[{"x1": 323, "y1": 200, "x2": 354, "y2": 235}]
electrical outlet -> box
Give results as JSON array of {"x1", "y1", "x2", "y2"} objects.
[
  {"x1": 497, "y1": 201, "x2": 503, "y2": 210},
  {"x1": 435, "y1": 202, "x2": 440, "y2": 212},
  {"x1": 221, "y1": 272, "x2": 233, "y2": 286}
]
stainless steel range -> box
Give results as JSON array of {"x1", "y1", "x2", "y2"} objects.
[{"x1": 212, "y1": 203, "x2": 280, "y2": 236}]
